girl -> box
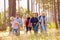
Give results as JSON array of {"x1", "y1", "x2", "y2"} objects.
[{"x1": 10, "y1": 16, "x2": 20, "y2": 36}]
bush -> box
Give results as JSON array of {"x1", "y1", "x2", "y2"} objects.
[
  {"x1": 47, "y1": 21, "x2": 56, "y2": 29},
  {"x1": 0, "y1": 24, "x2": 4, "y2": 31}
]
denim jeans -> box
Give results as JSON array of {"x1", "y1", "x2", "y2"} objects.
[
  {"x1": 11, "y1": 28, "x2": 19, "y2": 36},
  {"x1": 32, "y1": 24, "x2": 38, "y2": 33},
  {"x1": 40, "y1": 23, "x2": 46, "y2": 33}
]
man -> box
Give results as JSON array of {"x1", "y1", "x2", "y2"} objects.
[
  {"x1": 39, "y1": 12, "x2": 46, "y2": 34},
  {"x1": 14, "y1": 13, "x2": 22, "y2": 36}
]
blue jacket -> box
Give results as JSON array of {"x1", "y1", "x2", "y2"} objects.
[{"x1": 30, "y1": 17, "x2": 38, "y2": 25}]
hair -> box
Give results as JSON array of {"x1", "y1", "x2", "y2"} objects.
[
  {"x1": 36, "y1": 13, "x2": 38, "y2": 16},
  {"x1": 16, "y1": 13, "x2": 20, "y2": 15},
  {"x1": 22, "y1": 15, "x2": 26, "y2": 19},
  {"x1": 10, "y1": 16, "x2": 14, "y2": 21},
  {"x1": 16, "y1": 12, "x2": 20, "y2": 16}
]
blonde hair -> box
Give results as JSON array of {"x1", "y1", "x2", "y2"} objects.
[
  {"x1": 10, "y1": 16, "x2": 14, "y2": 21},
  {"x1": 22, "y1": 15, "x2": 26, "y2": 19}
]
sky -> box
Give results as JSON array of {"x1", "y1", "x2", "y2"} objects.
[{"x1": 0, "y1": 0, "x2": 27, "y2": 12}]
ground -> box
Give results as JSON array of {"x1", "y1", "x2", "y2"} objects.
[{"x1": 0, "y1": 29, "x2": 60, "y2": 40}]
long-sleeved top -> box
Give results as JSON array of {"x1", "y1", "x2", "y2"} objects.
[
  {"x1": 38, "y1": 16, "x2": 46, "y2": 25},
  {"x1": 25, "y1": 17, "x2": 30, "y2": 27},
  {"x1": 30, "y1": 17, "x2": 39, "y2": 25},
  {"x1": 11, "y1": 20, "x2": 19, "y2": 29},
  {"x1": 14, "y1": 17, "x2": 22, "y2": 25}
]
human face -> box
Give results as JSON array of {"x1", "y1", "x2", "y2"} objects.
[
  {"x1": 26, "y1": 14, "x2": 29, "y2": 18},
  {"x1": 33, "y1": 13, "x2": 36, "y2": 17},
  {"x1": 42, "y1": 13, "x2": 45, "y2": 16},
  {"x1": 10, "y1": 17, "x2": 14, "y2": 21},
  {"x1": 16, "y1": 14, "x2": 20, "y2": 18},
  {"x1": 35, "y1": 13, "x2": 38, "y2": 17}
]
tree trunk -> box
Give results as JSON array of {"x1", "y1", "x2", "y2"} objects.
[
  {"x1": 4, "y1": 0, "x2": 6, "y2": 30},
  {"x1": 9, "y1": 0, "x2": 16, "y2": 17},
  {"x1": 31, "y1": 0, "x2": 34, "y2": 13},
  {"x1": 38, "y1": 0, "x2": 40, "y2": 15},
  {"x1": 18, "y1": 0, "x2": 20, "y2": 13},
  {"x1": 27, "y1": 0, "x2": 30, "y2": 14},
  {"x1": 36, "y1": 1, "x2": 37, "y2": 12},
  {"x1": 9, "y1": 0, "x2": 16, "y2": 32},
  {"x1": 58, "y1": 0, "x2": 60, "y2": 27},
  {"x1": 43, "y1": 2, "x2": 44, "y2": 11},
  {"x1": 54, "y1": 0, "x2": 59, "y2": 29}
]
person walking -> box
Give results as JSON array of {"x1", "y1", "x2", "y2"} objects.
[
  {"x1": 39, "y1": 12, "x2": 47, "y2": 34},
  {"x1": 10, "y1": 16, "x2": 20, "y2": 36},
  {"x1": 14, "y1": 13, "x2": 22, "y2": 36},
  {"x1": 30, "y1": 13, "x2": 39, "y2": 34}
]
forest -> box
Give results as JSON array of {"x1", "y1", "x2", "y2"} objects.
[{"x1": 0, "y1": 0, "x2": 60, "y2": 40}]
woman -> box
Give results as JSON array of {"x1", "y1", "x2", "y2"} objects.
[{"x1": 30, "y1": 13, "x2": 39, "y2": 34}]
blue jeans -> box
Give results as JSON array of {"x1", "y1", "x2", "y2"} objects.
[
  {"x1": 40, "y1": 23, "x2": 46, "y2": 33},
  {"x1": 32, "y1": 24, "x2": 38, "y2": 33},
  {"x1": 11, "y1": 28, "x2": 19, "y2": 36}
]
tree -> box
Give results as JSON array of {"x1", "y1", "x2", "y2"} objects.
[
  {"x1": 53, "y1": 0, "x2": 60, "y2": 29},
  {"x1": 18, "y1": 0, "x2": 20, "y2": 13},
  {"x1": 36, "y1": 0, "x2": 60, "y2": 29},
  {"x1": 27, "y1": 0, "x2": 30, "y2": 14},
  {"x1": 4, "y1": 0, "x2": 6, "y2": 30},
  {"x1": 9, "y1": 0, "x2": 16, "y2": 32},
  {"x1": 9, "y1": 0, "x2": 16, "y2": 17},
  {"x1": 58, "y1": 0, "x2": 60, "y2": 27}
]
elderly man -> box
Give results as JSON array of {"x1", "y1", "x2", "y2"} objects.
[{"x1": 39, "y1": 12, "x2": 47, "y2": 34}]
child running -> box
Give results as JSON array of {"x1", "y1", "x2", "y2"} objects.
[{"x1": 10, "y1": 16, "x2": 20, "y2": 36}]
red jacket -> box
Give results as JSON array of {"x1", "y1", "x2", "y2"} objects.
[{"x1": 25, "y1": 17, "x2": 30, "y2": 27}]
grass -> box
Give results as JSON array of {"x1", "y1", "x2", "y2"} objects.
[
  {"x1": 0, "y1": 29, "x2": 60, "y2": 40},
  {"x1": 0, "y1": 22, "x2": 60, "y2": 40}
]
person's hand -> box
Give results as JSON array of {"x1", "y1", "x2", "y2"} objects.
[
  {"x1": 39, "y1": 19, "x2": 42, "y2": 22},
  {"x1": 36, "y1": 23, "x2": 39, "y2": 26},
  {"x1": 34, "y1": 23, "x2": 36, "y2": 24}
]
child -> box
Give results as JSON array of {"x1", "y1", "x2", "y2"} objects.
[
  {"x1": 26, "y1": 14, "x2": 32, "y2": 33},
  {"x1": 10, "y1": 16, "x2": 20, "y2": 36},
  {"x1": 22, "y1": 15, "x2": 27, "y2": 33}
]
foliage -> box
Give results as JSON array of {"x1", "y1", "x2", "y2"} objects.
[
  {"x1": 0, "y1": 29, "x2": 60, "y2": 40},
  {"x1": 47, "y1": 21, "x2": 56, "y2": 29},
  {"x1": 0, "y1": 7, "x2": 32, "y2": 31}
]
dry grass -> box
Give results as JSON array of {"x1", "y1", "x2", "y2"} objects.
[{"x1": 0, "y1": 29, "x2": 60, "y2": 40}]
